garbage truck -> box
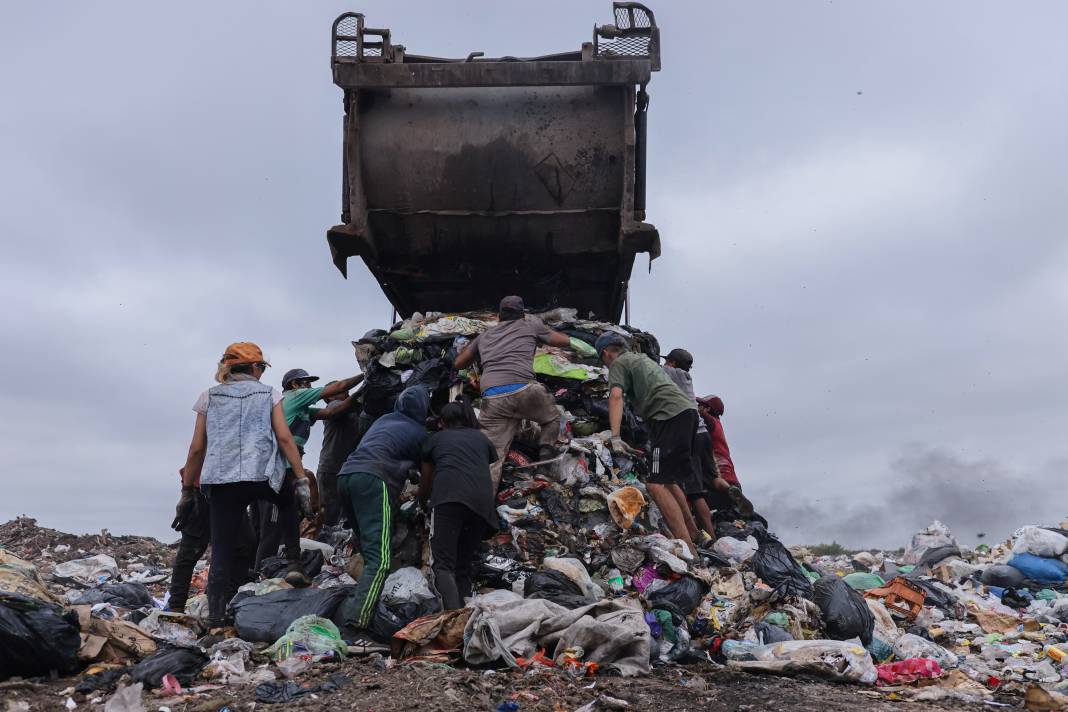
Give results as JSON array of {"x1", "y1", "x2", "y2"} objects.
[{"x1": 325, "y1": 3, "x2": 662, "y2": 322}]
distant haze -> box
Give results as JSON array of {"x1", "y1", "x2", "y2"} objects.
[{"x1": 1, "y1": 2, "x2": 1066, "y2": 548}]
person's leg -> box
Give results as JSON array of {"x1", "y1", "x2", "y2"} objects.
[
  {"x1": 261, "y1": 473, "x2": 307, "y2": 585},
  {"x1": 515, "y1": 385, "x2": 561, "y2": 457},
  {"x1": 168, "y1": 530, "x2": 208, "y2": 612},
  {"x1": 429, "y1": 503, "x2": 465, "y2": 610},
  {"x1": 317, "y1": 467, "x2": 341, "y2": 527},
  {"x1": 646, "y1": 483, "x2": 696, "y2": 555},
  {"x1": 338, "y1": 474, "x2": 392, "y2": 631},
  {"x1": 453, "y1": 507, "x2": 484, "y2": 605},
  {"x1": 690, "y1": 495, "x2": 715, "y2": 537},
  {"x1": 205, "y1": 483, "x2": 254, "y2": 625},
  {"x1": 253, "y1": 500, "x2": 281, "y2": 569},
  {"x1": 479, "y1": 394, "x2": 522, "y2": 488}
]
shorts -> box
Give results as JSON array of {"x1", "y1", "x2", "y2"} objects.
[{"x1": 645, "y1": 409, "x2": 698, "y2": 486}]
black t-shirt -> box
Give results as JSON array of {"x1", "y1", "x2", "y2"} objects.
[
  {"x1": 421, "y1": 427, "x2": 499, "y2": 532},
  {"x1": 318, "y1": 410, "x2": 361, "y2": 473}
]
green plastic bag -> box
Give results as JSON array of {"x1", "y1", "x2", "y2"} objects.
[
  {"x1": 1036, "y1": 589, "x2": 1058, "y2": 601},
  {"x1": 568, "y1": 337, "x2": 597, "y2": 359},
  {"x1": 533, "y1": 353, "x2": 602, "y2": 381},
  {"x1": 842, "y1": 572, "x2": 885, "y2": 591},
  {"x1": 267, "y1": 615, "x2": 347, "y2": 661}
]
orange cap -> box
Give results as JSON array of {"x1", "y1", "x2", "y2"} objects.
[{"x1": 220, "y1": 342, "x2": 266, "y2": 366}]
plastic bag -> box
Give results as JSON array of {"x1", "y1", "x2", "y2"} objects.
[
  {"x1": 542, "y1": 557, "x2": 597, "y2": 598},
  {"x1": 646, "y1": 576, "x2": 709, "y2": 618},
  {"x1": 606, "y1": 487, "x2": 646, "y2": 530},
  {"x1": 877, "y1": 658, "x2": 943, "y2": 685},
  {"x1": 903, "y1": 521, "x2": 957, "y2": 565},
  {"x1": 734, "y1": 639, "x2": 878, "y2": 684},
  {"x1": 75, "y1": 583, "x2": 154, "y2": 609},
  {"x1": 754, "y1": 621, "x2": 793, "y2": 644},
  {"x1": 892, "y1": 633, "x2": 958, "y2": 669},
  {"x1": 1007, "y1": 554, "x2": 1068, "y2": 585},
  {"x1": 842, "y1": 572, "x2": 885, "y2": 591},
  {"x1": 52, "y1": 554, "x2": 119, "y2": 584},
  {"x1": 749, "y1": 525, "x2": 814, "y2": 600},
  {"x1": 380, "y1": 567, "x2": 436, "y2": 607},
  {"x1": 0, "y1": 592, "x2": 82, "y2": 679},
  {"x1": 130, "y1": 646, "x2": 207, "y2": 688},
  {"x1": 713, "y1": 536, "x2": 758, "y2": 565},
  {"x1": 232, "y1": 586, "x2": 352, "y2": 643},
  {"x1": 813, "y1": 576, "x2": 875, "y2": 645},
  {"x1": 258, "y1": 550, "x2": 324, "y2": 580},
  {"x1": 1012, "y1": 526, "x2": 1068, "y2": 558},
  {"x1": 267, "y1": 615, "x2": 347, "y2": 661},
  {"x1": 523, "y1": 569, "x2": 595, "y2": 609}
]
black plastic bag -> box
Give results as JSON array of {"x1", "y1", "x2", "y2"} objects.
[
  {"x1": 749, "y1": 524, "x2": 814, "y2": 600},
  {"x1": 646, "y1": 576, "x2": 709, "y2": 618},
  {"x1": 73, "y1": 583, "x2": 153, "y2": 609},
  {"x1": 257, "y1": 550, "x2": 324, "y2": 580},
  {"x1": 813, "y1": 575, "x2": 874, "y2": 645},
  {"x1": 0, "y1": 592, "x2": 82, "y2": 680},
  {"x1": 130, "y1": 646, "x2": 207, "y2": 688},
  {"x1": 910, "y1": 545, "x2": 961, "y2": 574},
  {"x1": 981, "y1": 564, "x2": 1026, "y2": 588},
  {"x1": 363, "y1": 361, "x2": 402, "y2": 417},
  {"x1": 407, "y1": 358, "x2": 450, "y2": 392},
  {"x1": 582, "y1": 395, "x2": 648, "y2": 446},
  {"x1": 232, "y1": 586, "x2": 353, "y2": 643},
  {"x1": 366, "y1": 598, "x2": 439, "y2": 641},
  {"x1": 524, "y1": 569, "x2": 595, "y2": 609},
  {"x1": 75, "y1": 666, "x2": 130, "y2": 695},
  {"x1": 754, "y1": 621, "x2": 794, "y2": 644}
]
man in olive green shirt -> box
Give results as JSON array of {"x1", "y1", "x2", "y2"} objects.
[{"x1": 596, "y1": 333, "x2": 700, "y2": 555}]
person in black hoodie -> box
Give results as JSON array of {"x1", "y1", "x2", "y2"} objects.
[
  {"x1": 419, "y1": 401, "x2": 498, "y2": 610},
  {"x1": 335, "y1": 385, "x2": 430, "y2": 643}
]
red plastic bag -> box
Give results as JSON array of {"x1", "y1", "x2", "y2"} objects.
[{"x1": 876, "y1": 658, "x2": 943, "y2": 685}]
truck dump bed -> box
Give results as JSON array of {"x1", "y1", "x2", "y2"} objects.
[{"x1": 326, "y1": 3, "x2": 661, "y2": 321}]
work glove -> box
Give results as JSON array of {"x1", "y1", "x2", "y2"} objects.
[
  {"x1": 609, "y1": 436, "x2": 637, "y2": 457},
  {"x1": 172, "y1": 485, "x2": 197, "y2": 532},
  {"x1": 294, "y1": 477, "x2": 314, "y2": 521}
]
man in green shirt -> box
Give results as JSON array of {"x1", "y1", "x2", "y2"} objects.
[
  {"x1": 253, "y1": 368, "x2": 363, "y2": 575},
  {"x1": 595, "y1": 333, "x2": 700, "y2": 556},
  {"x1": 280, "y1": 368, "x2": 363, "y2": 453}
]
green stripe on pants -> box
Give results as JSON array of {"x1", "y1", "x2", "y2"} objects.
[{"x1": 337, "y1": 473, "x2": 392, "y2": 630}]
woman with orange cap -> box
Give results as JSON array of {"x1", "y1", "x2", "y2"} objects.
[{"x1": 176, "y1": 342, "x2": 313, "y2": 627}]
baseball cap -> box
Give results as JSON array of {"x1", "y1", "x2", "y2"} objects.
[
  {"x1": 221, "y1": 342, "x2": 267, "y2": 366},
  {"x1": 499, "y1": 295, "x2": 525, "y2": 314},
  {"x1": 594, "y1": 332, "x2": 629, "y2": 357},
  {"x1": 282, "y1": 368, "x2": 319, "y2": 388},
  {"x1": 664, "y1": 348, "x2": 694, "y2": 369}
]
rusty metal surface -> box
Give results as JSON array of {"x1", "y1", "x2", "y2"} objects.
[{"x1": 326, "y1": 3, "x2": 661, "y2": 320}]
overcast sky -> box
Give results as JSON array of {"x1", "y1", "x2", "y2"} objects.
[{"x1": 2, "y1": 1, "x2": 1066, "y2": 549}]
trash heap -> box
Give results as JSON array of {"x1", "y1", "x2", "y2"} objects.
[{"x1": 3, "y1": 310, "x2": 1068, "y2": 709}]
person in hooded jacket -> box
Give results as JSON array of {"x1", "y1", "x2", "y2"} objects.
[{"x1": 335, "y1": 385, "x2": 430, "y2": 645}]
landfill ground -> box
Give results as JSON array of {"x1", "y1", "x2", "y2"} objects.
[
  {"x1": 0, "y1": 517, "x2": 1014, "y2": 711},
  {"x1": 4, "y1": 653, "x2": 1002, "y2": 712}
]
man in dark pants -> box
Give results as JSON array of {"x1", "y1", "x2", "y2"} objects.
[
  {"x1": 168, "y1": 468, "x2": 255, "y2": 612},
  {"x1": 316, "y1": 384, "x2": 363, "y2": 527},
  {"x1": 419, "y1": 402, "x2": 498, "y2": 610},
  {"x1": 596, "y1": 333, "x2": 701, "y2": 556},
  {"x1": 335, "y1": 386, "x2": 430, "y2": 648}
]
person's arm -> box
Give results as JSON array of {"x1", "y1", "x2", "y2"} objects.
[
  {"x1": 453, "y1": 337, "x2": 479, "y2": 370},
  {"x1": 545, "y1": 330, "x2": 571, "y2": 348},
  {"x1": 608, "y1": 386, "x2": 625, "y2": 438},
  {"x1": 271, "y1": 403, "x2": 307, "y2": 477},
  {"x1": 181, "y1": 414, "x2": 208, "y2": 487},
  {"x1": 418, "y1": 461, "x2": 435, "y2": 509},
  {"x1": 313, "y1": 391, "x2": 361, "y2": 421},
  {"x1": 322, "y1": 374, "x2": 364, "y2": 399}
]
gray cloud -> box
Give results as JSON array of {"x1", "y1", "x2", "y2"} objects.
[{"x1": 1, "y1": 1, "x2": 1067, "y2": 546}]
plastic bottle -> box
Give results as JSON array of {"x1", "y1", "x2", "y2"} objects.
[{"x1": 607, "y1": 569, "x2": 624, "y2": 594}]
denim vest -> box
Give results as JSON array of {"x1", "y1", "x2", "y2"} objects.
[{"x1": 201, "y1": 377, "x2": 285, "y2": 491}]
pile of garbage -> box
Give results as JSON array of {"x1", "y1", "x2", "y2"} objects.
[{"x1": 4, "y1": 309, "x2": 1068, "y2": 709}]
